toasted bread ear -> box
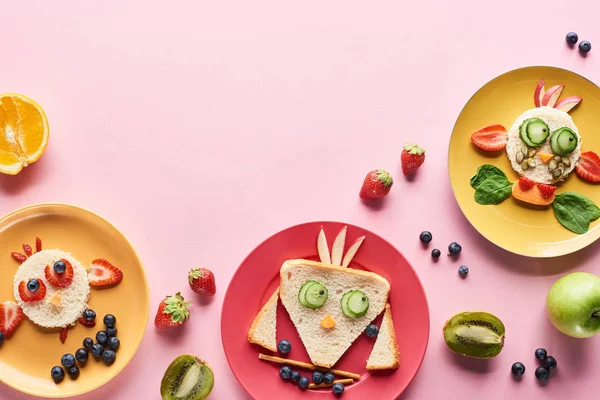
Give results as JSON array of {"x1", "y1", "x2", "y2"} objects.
[
  {"x1": 367, "y1": 304, "x2": 400, "y2": 370},
  {"x1": 247, "y1": 289, "x2": 279, "y2": 352}
]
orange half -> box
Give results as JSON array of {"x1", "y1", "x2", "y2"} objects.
[{"x1": 0, "y1": 93, "x2": 49, "y2": 175}]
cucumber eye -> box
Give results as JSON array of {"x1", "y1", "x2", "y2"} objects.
[
  {"x1": 298, "y1": 280, "x2": 328, "y2": 309},
  {"x1": 341, "y1": 290, "x2": 369, "y2": 318}
]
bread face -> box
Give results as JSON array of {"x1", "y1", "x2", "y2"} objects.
[{"x1": 279, "y1": 259, "x2": 390, "y2": 368}]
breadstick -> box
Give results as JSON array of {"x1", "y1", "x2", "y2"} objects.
[
  {"x1": 308, "y1": 379, "x2": 354, "y2": 389},
  {"x1": 258, "y1": 353, "x2": 360, "y2": 380}
]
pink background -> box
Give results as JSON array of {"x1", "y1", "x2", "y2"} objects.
[{"x1": 1, "y1": 1, "x2": 600, "y2": 399}]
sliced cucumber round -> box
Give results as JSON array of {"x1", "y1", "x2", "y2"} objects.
[
  {"x1": 347, "y1": 291, "x2": 369, "y2": 317},
  {"x1": 298, "y1": 280, "x2": 318, "y2": 308},
  {"x1": 341, "y1": 291, "x2": 359, "y2": 318},
  {"x1": 550, "y1": 127, "x2": 578, "y2": 156},
  {"x1": 304, "y1": 282, "x2": 328, "y2": 309},
  {"x1": 519, "y1": 118, "x2": 549, "y2": 147}
]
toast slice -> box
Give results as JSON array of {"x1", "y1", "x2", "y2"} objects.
[
  {"x1": 247, "y1": 289, "x2": 279, "y2": 352},
  {"x1": 366, "y1": 303, "x2": 400, "y2": 370},
  {"x1": 279, "y1": 259, "x2": 390, "y2": 368}
]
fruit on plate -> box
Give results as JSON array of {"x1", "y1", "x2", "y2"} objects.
[
  {"x1": 471, "y1": 125, "x2": 508, "y2": 151},
  {"x1": 160, "y1": 355, "x2": 214, "y2": 400},
  {"x1": 0, "y1": 93, "x2": 50, "y2": 175},
  {"x1": 554, "y1": 96, "x2": 582, "y2": 113},
  {"x1": 188, "y1": 268, "x2": 216, "y2": 296},
  {"x1": 359, "y1": 170, "x2": 393, "y2": 200},
  {"x1": 18, "y1": 279, "x2": 47, "y2": 302},
  {"x1": 88, "y1": 259, "x2": 123, "y2": 287},
  {"x1": 443, "y1": 311, "x2": 505, "y2": 358},
  {"x1": 575, "y1": 151, "x2": 600, "y2": 182},
  {"x1": 511, "y1": 180, "x2": 555, "y2": 205},
  {"x1": 534, "y1": 79, "x2": 546, "y2": 107},
  {"x1": 155, "y1": 292, "x2": 192, "y2": 329},
  {"x1": 401, "y1": 143, "x2": 426, "y2": 175},
  {"x1": 45, "y1": 259, "x2": 74, "y2": 288},
  {"x1": 0, "y1": 301, "x2": 24, "y2": 337},
  {"x1": 550, "y1": 127, "x2": 578, "y2": 156},
  {"x1": 546, "y1": 272, "x2": 600, "y2": 338},
  {"x1": 541, "y1": 85, "x2": 564, "y2": 107}
]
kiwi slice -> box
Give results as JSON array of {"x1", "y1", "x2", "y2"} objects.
[
  {"x1": 442, "y1": 311, "x2": 505, "y2": 358},
  {"x1": 160, "y1": 355, "x2": 214, "y2": 400}
]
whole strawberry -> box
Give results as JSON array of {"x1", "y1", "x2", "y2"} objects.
[
  {"x1": 401, "y1": 143, "x2": 426, "y2": 176},
  {"x1": 154, "y1": 292, "x2": 191, "y2": 329},
  {"x1": 359, "y1": 170, "x2": 393, "y2": 200},
  {"x1": 188, "y1": 268, "x2": 216, "y2": 296}
]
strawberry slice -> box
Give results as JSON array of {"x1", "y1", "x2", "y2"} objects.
[
  {"x1": 11, "y1": 252, "x2": 27, "y2": 263},
  {"x1": 576, "y1": 151, "x2": 600, "y2": 183},
  {"x1": 537, "y1": 183, "x2": 557, "y2": 199},
  {"x1": 471, "y1": 125, "x2": 508, "y2": 151},
  {"x1": 88, "y1": 259, "x2": 123, "y2": 287},
  {"x1": 78, "y1": 317, "x2": 96, "y2": 327},
  {"x1": 0, "y1": 301, "x2": 24, "y2": 337},
  {"x1": 18, "y1": 279, "x2": 47, "y2": 303},
  {"x1": 519, "y1": 177, "x2": 535, "y2": 191},
  {"x1": 23, "y1": 244, "x2": 32, "y2": 257},
  {"x1": 36, "y1": 237, "x2": 42, "y2": 253},
  {"x1": 45, "y1": 259, "x2": 74, "y2": 288},
  {"x1": 60, "y1": 327, "x2": 68, "y2": 344}
]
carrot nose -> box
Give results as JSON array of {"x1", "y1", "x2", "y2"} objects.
[{"x1": 320, "y1": 314, "x2": 336, "y2": 329}]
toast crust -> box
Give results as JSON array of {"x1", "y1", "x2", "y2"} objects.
[
  {"x1": 366, "y1": 303, "x2": 400, "y2": 370},
  {"x1": 247, "y1": 288, "x2": 279, "y2": 352},
  {"x1": 283, "y1": 259, "x2": 392, "y2": 283}
]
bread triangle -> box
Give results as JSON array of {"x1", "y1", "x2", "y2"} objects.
[
  {"x1": 247, "y1": 289, "x2": 279, "y2": 352},
  {"x1": 366, "y1": 303, "x2": 400, "y2": 370},
  {"x1": 279, "y1": 259, "x2": 390, "y2": 368}
]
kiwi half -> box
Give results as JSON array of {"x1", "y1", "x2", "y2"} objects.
[
  {"x1": 160, "y1": 355, "x2": 214, "y2": 400},
  {"x1": 443, "y1": 311, "x2": 505, "y2": 358}
]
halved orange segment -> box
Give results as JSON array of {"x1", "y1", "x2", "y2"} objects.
[{"x1": 0, "y1": 93, "x2": 49, "y2": 175}]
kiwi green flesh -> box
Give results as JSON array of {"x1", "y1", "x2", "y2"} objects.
[
  {"x1": 443, "y1": 311, "x2": 505, "y2": 358},
  {"x1": 161, "y1": 355, "x2": 214, "y2": 400}
]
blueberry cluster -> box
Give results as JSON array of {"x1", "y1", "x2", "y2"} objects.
[
  {"x1": 565, "y1": 32, "x2": 591, "y2": 54},
  {"x1": 279, "y1": 366, "x2": 344, "y2": 395},
  {"x1": 51, "y1": 314, "x2": 120, "y2": 383},
  {"x1": 420, "y1": 232, "x2": 468, "y2": 277},
  {"x1": 510, "y1": 348, "x2": 557, "y2": 382}
]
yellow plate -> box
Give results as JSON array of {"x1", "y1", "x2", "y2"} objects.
[
  {"x1": 449, "y1": 66, "x2": 600, "y2": 258},
  {"x1": 0, "y1": 203, "x2": 149, "y2": 398}
]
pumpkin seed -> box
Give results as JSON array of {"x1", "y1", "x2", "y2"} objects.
[
  {"x1": 521, "y1": 160, "x2": 529, "y2": 170},
  {"x1": 553, "y1": 168, "x2": 563, "y2": 179},
  {"x1": 528, "y1": 158, "x2": 536, "y2": 168},
  {"x1": 516, "y1": 152, "x2": 524, "y2": 164},
  {"x1": 528, "y1": 149, "x2": 537, "y2": 158},
  {"x1": 562, "y1": 157, "x2": 571, "y2": 167},
  {"x1": 553, "y1": 155, "x2": 562, "y2": 163},
  {"x1": 548, "y1": 160, "x2": 558, "y2": 171},
  {"x1": 558, "y1": 162, "x2": 566, "y2": 171}
]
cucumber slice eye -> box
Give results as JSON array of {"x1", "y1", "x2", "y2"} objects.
[
  {"x1": 298, "y1": 281, "x2": 317, "y2": 307},
  {"x1": 550, "y1": 127, "x2": 578, "y2": 156},
  {"x1": 341, "y1": 291, "x2": 358, "y2": 318},
  {"x1": 519, "y1": 118, "x2": 549, "y2": 147},
  {"x1": 298, "y1": 280, "x2": 328, "y2": 309},
  {"x1": 340, "y1": 290, "x2": 369, "y2": 318}
]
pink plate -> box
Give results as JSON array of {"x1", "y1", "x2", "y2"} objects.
[{"x1": 221, "y1": 222, "x2": 430, "y2": 399}]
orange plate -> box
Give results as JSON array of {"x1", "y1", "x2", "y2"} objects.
[{"x1": 0, "y1": 203, "x2": 149, "y2": 398}]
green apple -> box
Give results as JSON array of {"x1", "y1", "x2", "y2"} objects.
[{"x1": 546, "y1": 272, "x2": 600, "y2": 338}]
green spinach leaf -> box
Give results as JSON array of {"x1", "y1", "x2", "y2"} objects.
[
  {"x1": 571, "y1": 193, "x2": 600, "y2": 221},
  {"x1": 553, "y1": 193, "x2": 591, "y2": 234},
  {"x1": 470, "y1": 165, "x2": 507, "y2": 189},
  {"x1": 474, "y1": 175, "x2": 513, "y2": 205}
]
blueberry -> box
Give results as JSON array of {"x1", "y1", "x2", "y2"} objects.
[
  {"x1": 68, "y1": 365, "x2": 80, "y2": 379},
  {"x1": 102, "y1": 349, "x2": 116, "y2": 365},
  {"x1": 277, "y1": 339, "x2": 291, "y2": 354},
  {"x1": 458, "y1": 265, "x2": 469, "y2": 278},
  {"x1": 75, "y1": 348, "x2": 88, "y2": 363},
  {"x1": 108, "y1": 337, "x2": 120, "y2": 350},
  {"x1": 96, "y1": 331, "x2": 108, "y2": 344},
  {"x1": 419, "y1": 231, "x2": 433, "y2": 244},
  {"x1": 103, "y1": 314, "x2": 116, "y2": 328},
  {"x1": 545, "y1": 356, "x2": 557, "y2": 369},
  {"x1": 83, "y1": 309, "x2": 96, "y2": 321},
  {"x1": 291, "y1": 371, "x2": 301, "y2": 383},
  {"x1": 51, "y1": 366, "x2": 65, "y2": 383},
  {"x1": 27, "y1": 279, "x2": 40, "y2": 292},
  {"x1": 535, "y1": 348, "x2": 547, "y2": 360},
  {"x1": 323, "y1": 372, "x2": 335, "y2": 385},
  {"x1": 91, "y1": 343, "x2": 104, "y2": 357},
  {"x1": 332, "y1": 383, "x2": 345, "y2": 395},
  {"x1": 61, "y1": 354, "x2": 75, "y2": 368},
  {"x1": 579, "y1": 40, "x2": 592, "y2": 53},
  {"x1": 279, "y1": 365, "x2": 292, "y2": 380},
  {"x1": 566, "y1": 32, "x2": 578, "y2": 45},
  {"x1": 535, "y1": 366, "x2": 550, "y2": 381},
  {"x1": 365, "y1": 324, "x2": 379, "y2": 337},
  {"x1": 298, "y1": 376, "x2": 309, "y2": 390},
  {"x1": 83, "y1": 337, "x2": 94, "y2": 349},
  {"x1": 107, "y1": 327, "x2": 118, "y2": 337},
  {"x1": 312, "y1": 371, "x2": 323, "y2": 384},
  {"x1": 431, "y1": 249, "x2": 441, "y2": 259},
  {"x1": 448, "y1": 242, "x2": 462, "y2": 255},
  {"x1": 0, "y1": 331, "x2": 4, "y2": 345},
  {"x1": 511, "y1": 362, "x2": 525, "y2": 376},
  {"x1": 53, "y1": 261, "x2": 66, "y2": 274}
]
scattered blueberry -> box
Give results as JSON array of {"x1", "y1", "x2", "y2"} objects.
[
  {"x1": 431, "y1": 249, "x2": 441, "y2": 259},
  {"x1": 61, "y1": 354, "x2": 75, "y2": 368},
  {"x1": 448, "y1": 242, "x2": 462, "y2": 255},
  {"x1": 27, "y1": 279, "x2": 40, "y2": 292},
  {"x1": 0, "y1": 331, "x2": 4, "y2": 345},
  {"x1": 53, "y1": 260, "x2": 66, "y2": 274},
  {"x1": 96, "y1": 331, "x2": 108, "y2": 344},
  {"x1": 545, "y1": 356, "x2": 557, "y2": 369},
  {"x1": 75, "y1": 348, "x2": 88, "y2": 363},
  {"x1": 91, "y1": 343, "x2": 104, "y2": 357},
  {"x1": 102, "y1": 349, "x2": 116, "y2": 365},
  {"x1": 365, "y1": 324, "x2": 379, "y2": 337},
  {"x1": 535, "y1": 366, "x2": 550, "y2": 381},
  {"x1": 291, "y1": 371, "x2": 301, "y2": 383},
  {"x1": 103, "y1": 314, "x2": 116, "y2": 328},
  {"x1": 83, "y1": 337, "x2": 94, "y2": 349},
  {"x1": 312, "y1": 371, "x2": 323, "y2": 384},
  {"x1": 566, "y1": 32, "x2": 578, "y2": 45},
  {"x1": 277, "y1": 339, "x2": 292, "y2": 354},
  {"x1": 419, "y1": 231, "x2": 432, "y2": 244},
  {"x1": 323, "y1": 372, "x2": 335, "y2": 385},
  {"x1": 68, "y1": 365, "x2": 80, "y2": 379},
  {"x1": 298, "y1": 376, "x2": 309, "y2": 390},
  {"x1": 458, "y1": 265, "x2": 469, "y2": 278},
  {"x1": 279, "y1": 365, "x2": 292, "y2": 380},
  {"x1": 107, "y1": 327, "x2": 118, "y2": 337},
  {"x1": 535, "y1": 348, "x2": 547, "y2": 360},
  {"x1": 579, "y1": 40, "x2": 592, "y2": 53},
  {"x1": 108, "y1": 337, "x2": 120, "y2": 350},
  {"x1": 51, "y1": 366, "x2": 65, "y2": 383},
  {"x1": 332, "y1": 383, "x2": 345, "y2": 395},
  {"x1": 511, "y1": 362, "x2": 525, "y2": 376},
  {"x1": 83, "y1": 309, "x2": 96, "y2": 321}
]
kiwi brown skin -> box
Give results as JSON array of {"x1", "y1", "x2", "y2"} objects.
[
  {"x1": 443, "y1": 311, "x2": 506, "y2": 359},
  {"x1": 160, "y1": 355, "x2": 214, "y2": 400}
]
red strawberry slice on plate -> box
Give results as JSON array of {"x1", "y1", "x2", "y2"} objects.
[
  {"x1": 519, "y1": 177, "x2": 535, "y2": 191},
  {"x1": 60, "y1": 327, "x2": 68, "y2": 344},
  {"x1": 537, "y1": 183, "x2": 557, "y2": 199},
  {"x1": 0, "y1": 301, "x2": 24, "y2": 337},
  {"x1": 576, "y1": 151, "x2": 600, "y2": 183},
  {"x1": 45, "y1": 259, "x2": 74, "y2": 288},
  {"x1": 36, "y1": 237, "x2": 42, "y2": 253},
  {"x1": 78, "y1": 317, "x2": 96, "y2": 327},
  {"x1": 18, "y1": 280, "x2": 47, "y2": 303},
  {"x1": 471, "y1": 125, "x2": 508, "y2": 151},
  {"x1": 88, "y1": 259, "x2": 123, "y2": 287}
]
